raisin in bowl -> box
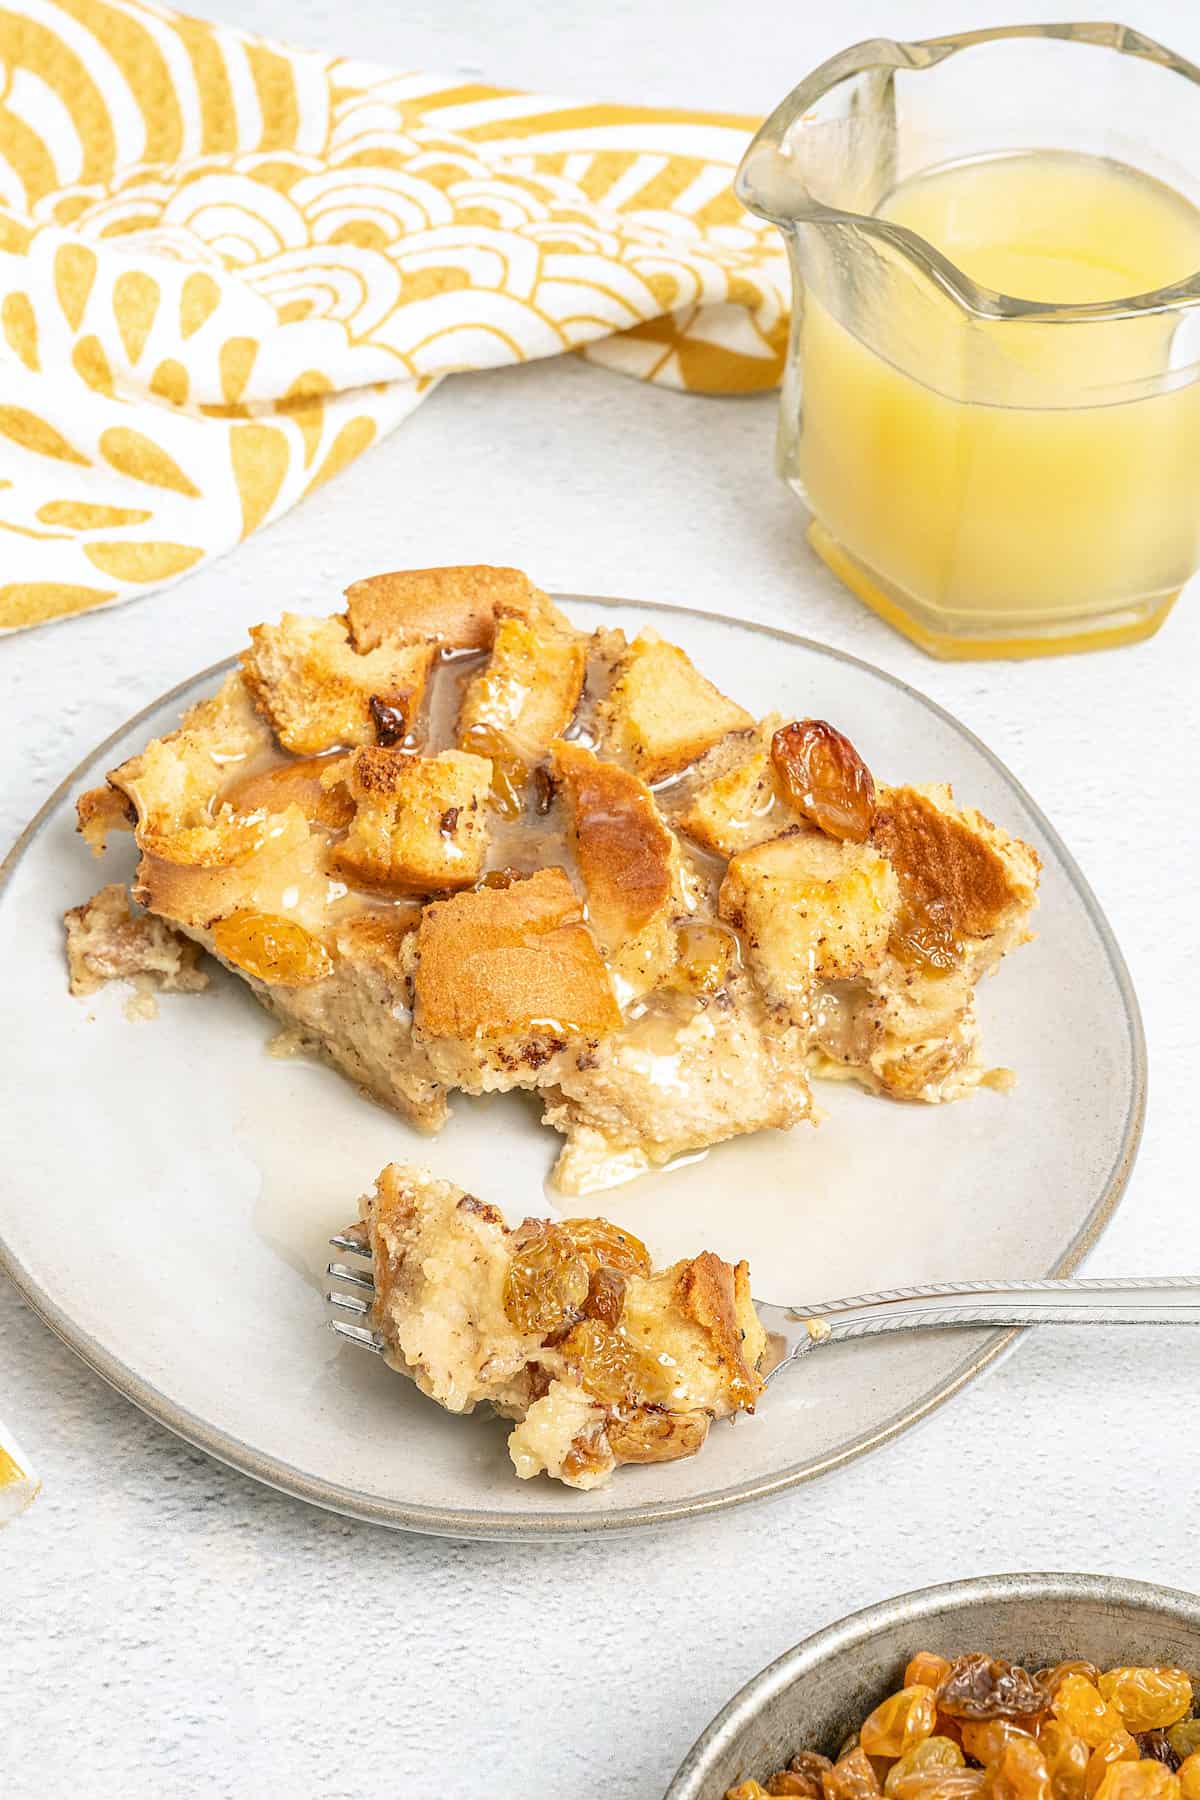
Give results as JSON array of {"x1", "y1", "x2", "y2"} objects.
[{"x1": 666, "y1": 1576, "x2": 1200, "y2": 1800}]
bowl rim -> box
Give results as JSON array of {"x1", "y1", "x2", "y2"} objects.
[{"x1": 666, "y1": 1571, "x2": 1200, "y2": 1799}]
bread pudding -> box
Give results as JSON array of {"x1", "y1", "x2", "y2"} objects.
[
  {"x1": 348, "y1": 1162, "x2": 766, "y2": 1489},
  {"x1": 74, "y1": 564, "x2": 1040, "y2": 1189}
]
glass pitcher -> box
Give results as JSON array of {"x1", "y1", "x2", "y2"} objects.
[{"x1": 736, "y1": 24, "x2": 1200, "y2": 659}]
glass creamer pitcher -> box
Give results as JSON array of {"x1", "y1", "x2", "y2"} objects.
[{"x1": 737, "y1": 23, "x2": 1200, "y2": 658}]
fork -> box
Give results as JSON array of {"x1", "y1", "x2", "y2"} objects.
[{"x1": 325, "y1": 1239, "x2": 1200, "y2": 1383}]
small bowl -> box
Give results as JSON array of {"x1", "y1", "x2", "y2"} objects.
[{"x1": 666, "y1": 1573, "x2": 1200, "y2": 1799}]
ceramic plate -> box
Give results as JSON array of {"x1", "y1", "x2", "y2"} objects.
[{"x1": 0, "y1": 597, "x2": 1145, "y2": 1539}]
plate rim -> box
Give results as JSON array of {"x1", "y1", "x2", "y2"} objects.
[{"x1": 0, "y1": 594, "x2": 1147, "y2": 1540}]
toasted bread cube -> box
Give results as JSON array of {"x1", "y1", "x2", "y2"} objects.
[
  {"x1": 332, "y1": 747, "x2": 492, "y2": 894},
  {"x1": 84, "y1": 672, "x2": 273, "y2": 852},
  {"x1": 412, "y1": 867, "x2": 620, "y2": 1049},
  {"x1": 241, "y1": 613, "x2": 433, "y2": 755},
  {"x1": 810, "y1": 784, "x2": 1040, "y2": 1105},
  {"x1": 458, "y1": 616, "x2": 586, "y2": 789},
  {"x1": 720, "y1": 829, "x2": 900, "y2": 1006},
  {"x1": 677, "y1": 714, "x2": 797, "y2": 858},
  {"x1": 550, "y1": 739, "x2": 681, "y2": 994},
  {"x1": 871, "y1": 783, "x2": 1041, "y2": 956},
  {"x1": 344, "y1": 565, "x2": 567, "y2": 652},
  {"x1": 597, "y1": 631, "x2": 753, "y2": 784}
]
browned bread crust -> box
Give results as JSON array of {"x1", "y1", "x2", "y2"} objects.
[
  {"x1": 344, "y1": 564, "x2": 562, "y2": 652},
  {"x1": 411, "y1": 867, "x2": 621, "y2": 1047}
]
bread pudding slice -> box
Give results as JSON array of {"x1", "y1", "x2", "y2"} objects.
[
  {"x1": 355, "y1": 1162, "x2": 766, "y2": 1489},
  {"x1": 71, "y1": 564, "x2": 1040, "y2": 1188}
]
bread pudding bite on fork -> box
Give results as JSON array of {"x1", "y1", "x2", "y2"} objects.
[
  {"x1": 71, "y1": 562, "x2": 1040, "y2": 1192},
  {"x1": 347, "y1": 1163, "x2": 767, "y2": 1489}
]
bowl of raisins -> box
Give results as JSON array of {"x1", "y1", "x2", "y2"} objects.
[{"x1": 666, "y1": 1574, "x2": 1200, "y2": 1800}]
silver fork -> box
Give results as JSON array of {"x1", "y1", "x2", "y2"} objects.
[{"x1": 325, "y1": 1239, "x2": 1200, "y2": 1380}]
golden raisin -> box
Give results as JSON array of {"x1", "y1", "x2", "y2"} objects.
[
  {"x1": 908, "y1": 1657, "x2": 954, "y2": 1691},
  {"x1": 1093, "y1": 1765, "x2": 1181, "y2": 1800},
  {"x1": 503, "y1": 1217, "x2": 650, "y2": 1338},
  {"x1": 1040, "y1": 1723, "x2": 1091, "y2": 1800},
  {"x1": 727, "y1": 1785, "x2": 772, "y2": 1800},
  {"x1": 1054, "y1": 1679, "x2": 1128, "y2": 1750},
  {"x1": 1179, "y1": 1755, "x2": 1200, "y2": 1800},
  {"x1": 862, "y1": 1688, "x2": 939, "y2": 1759},
  {"x1": 984, "y1": 1738, "x2": 1052, "y2": 1800},
  {"x1": 962, "y1": 1723, "x2": 1035, "y2": 1763},
  {"x1": 1098, "y1": 1673, "x2": 1194, "y2": 1735},
  {"x1": 558, "y1": 1218, "x2": 652, "y2": 1278},
  {"x1": 771, "y1": 719, "x2": 876, "y2": 842},
  {"x1": 788, "y1": 1751, "x2": 836, "y2": 1796},
  {"x1": 1084, "y1": 1731, "x2": 1139, "y2": 1797},
  {"x1": 559, "y1": 1427, "x2": 610, "y2": 1483},
  {"x1": 940, "y1": 1657, "x2": 1048, "y2": 1723},
  {"x1": 558, "y1": 1317, "x2": 673, "y2": 1407},
  {"x1": 1170, "y1": 1731, "x2": 1200, "y2": 1765},
  {"x1": 582, "y1": 1264, "x2": 626, "y2": 1328},
  {"x1": 770, "y1": 1777, "x2": 819, "y2": 1797},
  {"x1": 1040, "y1": 1669, "x2": 1104, "y2": 1702},
  {"x1": 889, "y1": 1772, "x2": 986, "y2": 1800},
  {"x1": 211, "y1": 911, "x2": 333, "y2": 985},
  {"x1": 886, "y1": 1738, "x2": 965, "y2": 1796},
  {"x1": 503, "y1": 1225, "x2": 590, "y2": 1335},
  {"x1": 824, "y1": 1748, "x2": 883, "y2": 1800}
]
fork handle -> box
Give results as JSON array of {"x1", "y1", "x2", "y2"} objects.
[{"x1": 759, "y1": 1277, "x2": 1200, "y2": 1371}]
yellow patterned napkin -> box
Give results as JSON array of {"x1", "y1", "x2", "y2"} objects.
[{"x1": 0, "y1": 0, "x2": 788, "y2": 632}]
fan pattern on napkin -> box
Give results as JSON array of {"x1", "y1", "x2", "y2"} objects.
[{"x1": 0, "y1": 0, "x2": 789, "y2": 631}]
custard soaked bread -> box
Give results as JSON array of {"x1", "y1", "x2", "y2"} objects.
[
  {"x1": 355, "y1": 1163, "x2": 767, "y2": 1489},
  {"x1": 74, "y1": 565, "x2": 1040, "y2": 1188}
]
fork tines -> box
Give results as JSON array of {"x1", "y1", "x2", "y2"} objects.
[{"x1": 326, "y1": 1232, "x2": 384, "y2": 1356}]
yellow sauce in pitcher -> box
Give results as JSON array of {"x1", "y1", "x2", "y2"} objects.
[{"x1": 798, "y1": 151, "x2": 1200, "y2": 656}]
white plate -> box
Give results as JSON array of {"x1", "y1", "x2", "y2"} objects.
[{"x1": 0, "y1": 597, "x2": 1144, "y2": 1540}]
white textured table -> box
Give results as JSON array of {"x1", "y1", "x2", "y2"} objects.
[{"x1": 2, "y1": 4, "x2": 1199, "y2": 1795}]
